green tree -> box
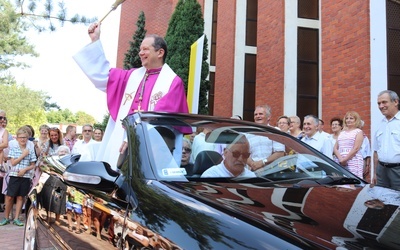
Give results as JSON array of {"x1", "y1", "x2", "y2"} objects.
[
  {"x1": 165, "y1": 0, "x2": 210, "y2": 114},
  {"x1": 123, "y1": 11, "x2": 146, "y2": 69},
  {"x1": 94, "y1": 113, "x2": 110, "y2": 133},
  {"x1": 0, "y1": 0, "x2": 38, "y2": 74},
  {"x1": 46, "y1": 110, "x2": 64, "y2": 124},
  {"x1": 43, "y1": 96, "x2": 61, "y2": 111},
  {"x1": 46, "y1": 109, "x2": 95, "y2": 125},
  {"x1": 0, "y1": 81, "x2": 47, "y2": 133},
  {"x1": 75, "y1": 111, "x2": 96, "y2": 125},
  {"x1": 1, "y1": 0, "x2": 96, "y2": 78},
  {"x1": 13, "y1": 0, "x2": 96, "y2": 32}
]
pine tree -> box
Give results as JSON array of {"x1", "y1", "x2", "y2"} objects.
[
  {"x1": 165, "y1": 0, "x2": 210, "y2": 114},
  {"x1": 124, "y1": 11, "x2": 147, "y2": 69}
]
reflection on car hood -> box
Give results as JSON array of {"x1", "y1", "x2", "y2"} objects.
[{"x1": 168, "y1": 181, "x2": 400, "y2": 249}]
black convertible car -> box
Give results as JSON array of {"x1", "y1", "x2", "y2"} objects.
[{"x1": 24, "y1": 112, "x2": 400, "y2": 249}]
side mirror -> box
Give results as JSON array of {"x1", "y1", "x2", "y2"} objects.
[{"x1": 63, "y1": 161, "x2": 119, "y2": 193}]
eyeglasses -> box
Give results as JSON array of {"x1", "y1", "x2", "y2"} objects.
[
  {"x1": 83, "y1": 130, "x2": 92, "y2": 132},
  {"x1": 228, "y1": 149, "x2": 250, "y2": 159},
  {"x1": 0, "y1": 116, "x2": 7, "y2": 120},
  {"x1": 182, "y1": 147, "x2": 191, "y2": 153}
]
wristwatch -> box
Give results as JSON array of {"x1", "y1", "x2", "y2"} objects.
[{"x1": 262, "y1": 158, "x2": 268, "y2": 166}]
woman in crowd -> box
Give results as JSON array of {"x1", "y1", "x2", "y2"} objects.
[
  {"x1": 93, "y1": 128, "x2": 103, "y2": 142},
  {"x1": 330, "y1": 117, "x2": 343, "y2": 145},
  {"x1": 277, "y1": 116, "x2": 291, "y2": 133},
  {"x1": 44, "y1": 127, "x2": 64, "y2": 156},
  {"x1": 0, "y1": 111, "x2": 9, "y2": 173},
  {"x1": 289, "y1": 115, "x2": 304, "y2": 139},
  {"x1": 333, "y1": 111, "x2": 364, "y2": 178},
  {"x1": 181, "y1": 138, "x2": 194, "y2": 175},
  {"x1": 36, "y1": 124, "x2": 50, "y2": 157},
  {"x1": 0, "y1": 111, "x2": 9, "y2": 213}
]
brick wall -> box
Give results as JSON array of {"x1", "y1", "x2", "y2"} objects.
[
  {"x1": 256, "y1": 1, "x2": 285, "y2": 123},
  {"x1": 117, "y1": 0, "x2": 179, "y2": 68},
  {"x1": 212, "y1": 1, "x2": 236, "y2": 116},
  {"x1": 117, "y1": 0, "x2": 204, "y2": 69},
  {"x1": 321, "y1": 1, "x2": 371, "y2": 137}
]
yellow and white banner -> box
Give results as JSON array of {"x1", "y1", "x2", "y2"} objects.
[{"x1": 187, "y1": 34, "x2": 205, "y2": 114}]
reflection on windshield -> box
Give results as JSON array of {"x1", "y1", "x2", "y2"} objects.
[
  {"x1": 254, "y1": 153, "x2": 333, "y2": 179},
  {"x1": 146, "y1": 124, "x2": 352, "y2": 181},
  {"x1": 146, "y1": 124, "x2": 187, "y2": 179}
]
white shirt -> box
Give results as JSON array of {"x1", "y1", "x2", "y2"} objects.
[
  {"x1": 191, "y1": 132, "x2": 217, "y2": 162},
  {"x1": 302, "y1": 132, "x2": 333, "y2": 159},
  {"x1": 360, "y1": 136, "x2": 371, "y2": 159},
  {"x1": 373, "y1": 111, "x2": 400, "y2": 163},
  {"x1": 201, "y1": 161, "x2": 256, "y2": 178},
  {"x1": 72, "y1": 139, "x2": 99, "y2": 161},
  {"x1": 320, "y1": 131, "x2": 330, "y2": 139},
  {"x1": 246, "y1": 134, "x2": 285, "y2": 161}
]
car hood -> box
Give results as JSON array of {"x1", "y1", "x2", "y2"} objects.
[{"x1": 166, "y1": 180, "x2": 400, "y2": 249}]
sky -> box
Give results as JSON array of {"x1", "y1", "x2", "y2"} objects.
[{"x1": 11, "y1": 1, "x2": 122, "y2": 122}]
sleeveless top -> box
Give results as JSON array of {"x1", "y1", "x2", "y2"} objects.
[{"x1": 336, "y1": 128, "x2": 364, "y2": 178}]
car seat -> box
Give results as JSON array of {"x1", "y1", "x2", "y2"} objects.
[{"x1": 191, "y1": 151, "x2": 223, "y2": 177}]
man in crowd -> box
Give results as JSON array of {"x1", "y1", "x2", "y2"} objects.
[
  {"x1": 72, "y1": 124, "x2": 97, "y2": 160},
  {"x1": 373, "y1": 90, "x2": 400, "y2": 190},
  {"x1": 301, "y1": 115, "x2": 333, "y2": 159},
  {"x1": 73, "y1": 23, "x2": 188, "y2": 169},
  {"x1": 318, "y1": 118, "x2": 330, "y2": 138},
  {"x1": 202, "y1": 134, "x2": 255, "y2": 178},
  {"x1": 63, "y1": 125, "x2": 77, "y2": 152},
  {"x1": 247, "y1": 105, "x2": 285, "y2": 171}
]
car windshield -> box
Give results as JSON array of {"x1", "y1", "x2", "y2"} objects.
[{"x1": 139, "y1": 114, "x2": 360, "y2": 184}]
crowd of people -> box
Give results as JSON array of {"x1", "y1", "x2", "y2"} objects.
[
  {"x1": 0, "y1": 121, "x2": 104, "y2": 232},
  {"x1": 181, "y1": 90, "x2": 400, "y2": 192}
]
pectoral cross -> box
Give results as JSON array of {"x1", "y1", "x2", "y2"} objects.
[
  {"x1": 133, "y1": 72, "x2": 149, "y2": 112},
  {"x1": 123, "y1": 69, "x2": 161, "y2": 112},
  {"x1": 134, "y1": 97, "x2": 144, "y2": 112}
]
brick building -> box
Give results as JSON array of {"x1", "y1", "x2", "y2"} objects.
[{"x1": 116, "y1": 0, "x2": 400, "y2": 139}]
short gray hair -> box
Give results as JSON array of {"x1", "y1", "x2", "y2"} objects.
[
  {"x1": 304, "y1": 115, "x2": 319, "y2": 125},
  {"x1": 378, "y1": 89, "x2": 400, "y2": 109},
  {"x1": 378, "y1": 90, "x2": 399, "y2": 104},
  {"x1": 256, "y1": 104, "x2": 272, "y2": 117},
  {"x1": 289, "y1": 115, "x2": 301, "y2": 124}
]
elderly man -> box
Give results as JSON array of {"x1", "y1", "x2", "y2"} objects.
[
  {"x1": 73, "y1": 23, "x2": 188, "y2": 169},
  {"x1": 247, "y1": 105, "x2": 285, "y2": 171},
  {"x1": 72, "y1": 124, "x2": 101, "y2": 161},
  {"x1": 301, "y1": 115, "x2": 333, "y2": 159},
  {"x1": 373, "y1": 90, "x2": 400, "y2": 190},
  {"x1": 201, "y1": 135, "x2": 255, "y2": 178}
]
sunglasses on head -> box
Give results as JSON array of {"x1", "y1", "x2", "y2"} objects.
[
  {"x1": 228, "y1": 149, "x2": 250, "y2": 159},
  {"x1": 0, "y1": 116, "x2": 7, "y2": 120},
  {"x1": 182, "y1": 147, "x2": 191, "y2": 153}
]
